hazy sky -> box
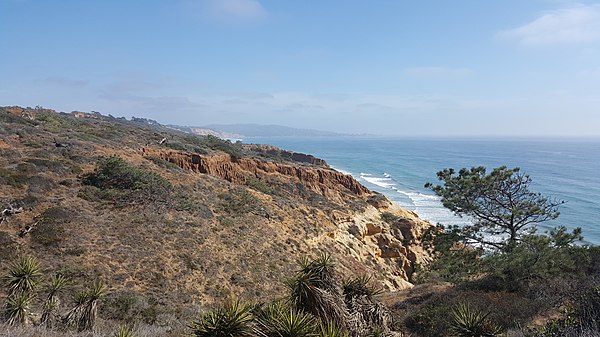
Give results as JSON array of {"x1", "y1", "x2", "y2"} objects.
[{"x1": 1, "y1": 0, "x2": 599, "y2": 137}]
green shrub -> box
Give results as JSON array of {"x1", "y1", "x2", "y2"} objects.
[
  {"x1": 202, "y1": 135, "x2": 244, "y2": 158},
  {"x1": 81, "y1": 156, "x2": 171, "y2": 204},
  {"x1": 246, "y1": 177, "x2": 274, "y2": 195},
  {"x1": 221, "y1": 190, "x2": 260, "y2": 216}
]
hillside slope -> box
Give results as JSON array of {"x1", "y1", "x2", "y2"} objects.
[{"x1": 0, "y1": 106, "x2": 432, "y2": 326}]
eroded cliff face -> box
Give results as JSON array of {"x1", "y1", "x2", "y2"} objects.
[
  {"x1": 141, "y1": 147, "x2": 432, "y2": 290},
  {"x1": 141, "y1": 147, "x2": 369, "y2": 202}
]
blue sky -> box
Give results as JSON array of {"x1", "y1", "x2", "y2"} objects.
[{"x1": 1, "y1": 0, "x2": 599, "y2": 136}]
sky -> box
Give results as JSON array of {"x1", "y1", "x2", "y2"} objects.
[{"x1": 1, "y1": 0, "x2": 599, "y2": 137}]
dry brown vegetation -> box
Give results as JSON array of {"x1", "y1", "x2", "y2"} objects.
[{"x1": 0, "y1": 106, "x2": 432, "y2": 335}]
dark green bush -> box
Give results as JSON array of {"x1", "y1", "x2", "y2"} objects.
[
  {"x1": 81, "y1": 156, "x2": 171, "y2": 204},
  {"x1": 202, "y1": 135, "x2": 244, "y2": 158}
]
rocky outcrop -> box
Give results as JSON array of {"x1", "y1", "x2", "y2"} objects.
[
  {"x1": 243, "y1": 144, "x2": 329, "y2": 167},
  {"x1": 141, "y1": 148, "x2": 369, "y2": 200},
  {"x1": 332, "y1": 197, "x2": 432, "y2": 290}
]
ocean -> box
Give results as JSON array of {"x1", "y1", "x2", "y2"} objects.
[{"x1": 249, "y1": 137, "x2": 600, "y2": 245}]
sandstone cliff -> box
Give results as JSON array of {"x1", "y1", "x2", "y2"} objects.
[{"x1": 141, "y1": 146, "x2": 432, "y2": 290}]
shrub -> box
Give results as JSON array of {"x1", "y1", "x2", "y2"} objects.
[
  {"x1": 0, "y1": 168, "x2": 29, "y2": 187},
  {"x1": 221, "y1": 190, "x2": 260, "y2": 216},
  {"x1": 4, "y1": 256, "x2": 43, "y2": 296},
  {"x1": 3, "y1": 292, "x2": 35, "y2": 326},
  {"x1": 246, "y1": 177, "x2": 274, "y2": 195},
  {"x1": 113, "y1": 326, "x2": 138, "y2": 337},
  {"x1": 81, "y1": 156, "x2": 171, "y2": 204},
  {"x1": 30, "y1": 207, "x2": 70, "y2": 248}
]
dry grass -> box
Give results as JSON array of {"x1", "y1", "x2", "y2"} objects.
[
  {"x1": 0, "y1": 106, "x2": 431, "y2": 333},
  {"x1": 0, "y1": 321, "x2": 184, "y2": 337}
]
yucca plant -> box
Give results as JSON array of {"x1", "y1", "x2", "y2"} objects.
[
  {"x1": 256, "y1": 302, "x2": 319, "y2": 337},
  {"x1": 319, "y1": 321, "x2": 348, "y2": 337},
  {"x1": 63, "y1": 290, "x2": 88, "y2": 328},
  {"x1": 64, "y1": 280, "x2": 108, "y2": 331},
  {"x1": 4, "y1": 256, "x2": 43, "y2": 296},
  {"x1": 78, "y1": 280, "x2": 108, "y2": 331},
  {"x1": 3, "y1": 292, "x2": 35, "y2": 326},
  {"x1": 190, "y1": 300, "x2": 262, "y2": 337},
  {"x1": 41, "y1": 274, "x2": 69, "y2": 327},
  {"x1": 342, "y1": 275, "x2": 382, "y2": 302},
  {"x1": 288, "y1": 254, "x2": 349, "y2": 330},
  {"x1": 297, "y1": 253, "x2": 337, "y2": 292},
  {"x1": 450, "y1": 303, "x2": 502, "y2": 337},
  {"x1": 113, "y1": 325, "x2": 138, "y2": 337}
]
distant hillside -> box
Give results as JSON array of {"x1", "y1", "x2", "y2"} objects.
[{"x1": 204, "y1": 123, "x2": 343, "y2": 138}]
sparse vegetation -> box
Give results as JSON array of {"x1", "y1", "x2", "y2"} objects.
[
  {"x1": 379, "y1": 212, "x2": 399, "y2": 224},
  {"x1": 3, "y1": 107, "x2": 599, "y2": 336},
  {"x1": 81, "y1": 156, "x2": 172, "y2": 204}
]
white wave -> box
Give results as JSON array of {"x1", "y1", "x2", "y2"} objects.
[
  {"x1": 330, "y1": 165, "x2": 353, "y2": 176},
  {"x1": 359, "y1": 170, "x2": 466, "y2": 226},
  {"x1": 361, "y1": 176, "x2": 397, "y2": 189}
]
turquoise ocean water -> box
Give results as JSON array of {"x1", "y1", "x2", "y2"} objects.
[{"x1": 250, "y1": 137, "x2": 600, "y2": 245}]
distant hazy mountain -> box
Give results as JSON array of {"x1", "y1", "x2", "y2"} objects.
[{"x1": 204, "y1": 124, "x2": 343, "y2": 138}]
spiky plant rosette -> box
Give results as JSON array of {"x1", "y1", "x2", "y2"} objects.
[
  {"x1": 449, "y1": 303, "x2": 502, "y2": 337},
  {"x1": 287, "y1": 254, "x2": 349, "y2": 331},
  {"x1": 41, "y1": 274, "x2": 69, "y2": 326},
  {"x1": 319, "y1": 321, "x2": 349, "y2": 337},
  {"x1": 190, "y1": 300, "x2": 262, "y2": 337},
  {"x1": 113, "y1": 325, "x2": 138, "y2": 337},
  {"x1": 342, "y1": 275, "x2": 382, "y2": 302},
  {"x1": 3, "y1": 292, "x2": 35, "y2": 326},
  {"x1": 78, "y1": 280, "x2": 108, "y2": 331},
  {"x1": 256, "y1": 302, "x2": 319, "y2": 337},
  {"x1": 4, "y1": 256, "x2": 43, "y2": 296}
]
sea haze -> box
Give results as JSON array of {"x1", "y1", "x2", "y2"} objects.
[{"x1": 250, "y1": 137, "x2": 600, "y2": 245}]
